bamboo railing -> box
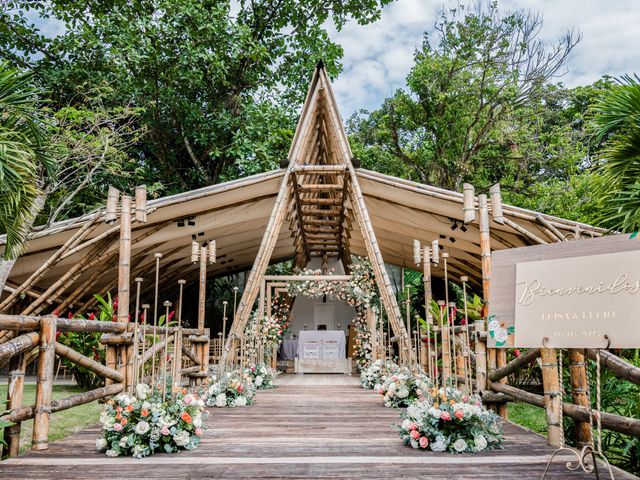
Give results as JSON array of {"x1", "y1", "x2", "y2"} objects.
[{"x1": 0, "y1": 314, "x2": 210, "y2": 458}]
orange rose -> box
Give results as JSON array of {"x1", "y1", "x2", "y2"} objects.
[
  {"x1": 115, "y1": 413, "x2": 122, "y2": 420},
  {"x1": 127, "y1": 404, "x2": 134, "y2": 412},
  {"x1": 116, "y1": 407, "x2": 123, "y2": 413},
  {"x1": 182, "y1": 388, "x2": 187, "y2": 395},
  {"x1": 121, "y1": 418, "x2": 127, "y2": 426},
  {"x1": 141, "y1": 409, "x2": 149, "y2": 417},
  {"x1": 181, "y1": 412, "x2": 192, "y2": 424}
]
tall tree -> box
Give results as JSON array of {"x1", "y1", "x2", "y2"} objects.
[
  {"x1": 593, "y1": 75, "x2": 640, "y2": 233},
  {"x1": 1, "y1": 0, "x2": 394, "y2": 191},
  {"x1": 348, "y1": 3, "x2": 579, "y2": 192}
]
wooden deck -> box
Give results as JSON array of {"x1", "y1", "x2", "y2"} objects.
[{"x1": 1, "y1": 376, "x2": 636, "y2": 479}]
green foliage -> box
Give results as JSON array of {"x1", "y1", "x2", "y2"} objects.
[
  {"x1": 592, "y1": 75, "x2": 640, "y2": 233},
  {"x1": 1, "y1": 0, "x2": 393, "y2": 193},
  {"x1": 0, "y1": 398, "x2": 13, "y2": 448},
  {"x1": 0, "y1": 63, "x2": 55, "y2": 259}
]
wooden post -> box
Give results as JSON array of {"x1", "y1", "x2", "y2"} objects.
[
  {"x1": 367, "y1": 308, "x2": 377, "y2": 362},
  {"x1": 474, "y1": 319, "x2": 487, "y2": 393},
  {"x1": 118, "y1": 196, "x2": 132, "y2": 391},
  {"x1": 3, "y1": 353, "x2": 27, "y2": 457},
  {"x1": 197, "y1": 245, "x2": 207, "y2": 333},
  {"x1": 32, "y1": 315, "x2": 56, "y2": 450},
  {"x1": 569, "y1": 349, "x2": 593, "y2": 447},
  {"x1": 541, "y1": 347, "x2": 563, "y2": 447}
]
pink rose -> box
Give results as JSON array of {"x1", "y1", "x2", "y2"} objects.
[
  {"x1": 410, "y1": 429, "x2": 420, "y2": 440},
  {"x1": 161, "y1": 425, "x2": 170, "y2": 436},
  {"x1": 195, "y1": 428, "x2": 202, "y2": 437},
  {"x1": 183, "y1": 394, "x2": 193, "y2": 405},
  {"x1": 113, "y1": 423, "x2": 123, "y2": 432},
  {"x1": 409, "y1": 422, "x2": 418, "y2": 431},
  {"x1": 440, "y1": 411, "x2": 451, "y2": 421},
  {"x1": 391, "y1": 375, "x2": 398, "y2": 382},
  {"x1": 377, "y1": 389, "x2": 384, "y2": 395},
  {"x1": 419, "y1": 436, "x2": 429, "y2": 449},
  {"x1": 454, "y1": 410, "x2": 464, "y2": 419}
]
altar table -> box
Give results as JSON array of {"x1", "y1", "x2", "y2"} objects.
[{"x1": 297, "y1": 330, "x2": 346, "y2": 360}]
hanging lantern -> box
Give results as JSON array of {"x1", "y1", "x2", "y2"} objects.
[
  {"x1": 431, "y1": 240, "x2": 440, "y2": 266},
  {"x1": 191, "y1": 241, "x2": 199, "y2": 264},
  {"x1": 135, "y1": 185, "x2": 148, "y2": 223},
  {"x1": 105, "y1": 186, "x2": 120, "y2": 224},
  {"x1": 463, "y1": 183, "x2": 476, "y2": 224},
  {"x1": 413, "y1": 239, "x2": 421, "y2": 267},
  {"x1": 208, "y1": 240, "x2": 217, "y2": 264},
  {"x1": 490, "y1": 184, "x2": 504, "y2": 224}
]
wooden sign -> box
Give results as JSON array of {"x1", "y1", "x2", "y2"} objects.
[{"x1": 489, "y1": 234, "x2": 640, "y2": 348}]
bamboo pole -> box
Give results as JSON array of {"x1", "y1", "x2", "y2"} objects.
[
  {"x1": 118, "y1": 196, "x2": 132, "y2": 391},
  {"x1": 197, "y1": 246, "x2": 207, "y2": 332},
  {"x1": 0, "y1": 332, "x2": 40, "y2": 361},
  {"x1": 162, "y1": 301, "x2": 171, "y2": 400},
  {"x1": 569, "y1": 349, "x2": 593, "y2": 447},
  {"x1": 3, "y1": 353, "x2": 27, "y2": 457},
  {"x1": 54, "y1": 342, "x2": 124, "y2": 382},
  {"x1": 0, "y1": 215, "x2": 100, "y2": 312},
  {"x1": 474, "y1": 319, "x2": 487, "y2": 393},
  {"x1": 489, "y1": 382, "x2": 640, "y2": 438},
  {"x1": 131, "y1": 277, "x2": 143, "y2": 388},
  {"x1": 540, "y1": 347, "x2": 563, "y2": 447},
  {"x1": 2, "y1": 384, "x2": 124, "y2": 424},
  {"x1": 141, "y1": 336, "x2": 174, "y2": 365},
  {"x1": 32, "y1": 315, "x2": 56, "y2": 450},
  {"x1": 488, "y1": 348, "x2": 541, "y2": 382},
  {"x1": 139, "y1": 303, "x2": 149, "y2": 382},
  {"x1": 585, "y1": 349, "x2": 640, "y2": 385},
  {"x1": 151, "y1": 253, "x2": 162, "y2": 389}
]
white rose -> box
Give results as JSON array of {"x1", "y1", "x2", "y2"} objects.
[
  {"x1": 493, "y1": 327, "x2": 508, "y2": 343},
  {"x1": 235, "y1": 396, "x2": 247, "y2": 407},
  {"x1": 173, "y1": 430, "x2": 190, "y2": 447},
  {"x1": 401, "y1": 419, "x2": 412, "y2": 430},
  {"x1": 397, "y1": 387, "x2": 409, "y2": 399},
  {"x1": 453, "y1": 438, "x2": 468, "y2": 452},
  {"x1": 119, "y1": 436, "x2": 128, "y2": 448},
  {"x1": 95, "y1": 437, "x2": 107, "y2": 451},
  {"x1": 135, "y1": 383, "x2": 150, "y2": 400},
  {"x1": 429, "y1": 407, "x2": 442, "y2": 419},
  {"x1": 215, "y1": 393, "x2": 227, "y2": 408},
  {"x1": 135, "y1": 421, "x2": 150, "y2": 435},
  {"x1": 255, "y1": 376, "x2": 263, "y2": 388},
  {"x1": 474, "y1": 435, "x2": 488, "y2": 451},
  {"x1": 488, "y1": 320, "x2": 500, "y2": 332},
  {"x1": 193, "y1": 415, "x2": 203, "y2": 428},
  {"x1": 105, "y1": 449, "x2": 119, "y2": 457}
]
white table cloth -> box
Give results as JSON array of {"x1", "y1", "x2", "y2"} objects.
[
  {"x1": 297, "y1": 330, "x2": 346, "y2": 360},
  {"x1": 281, "y1": 339, "x2": 298, "y2": 360}
]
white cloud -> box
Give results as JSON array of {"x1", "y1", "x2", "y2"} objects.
[{"x1": 331, "y1": 0, "x2": 640, "y2": 117}]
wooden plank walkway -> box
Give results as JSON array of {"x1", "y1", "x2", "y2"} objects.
[{"x1": 1, "y1": 376, "x2": 636, "y2": 479}]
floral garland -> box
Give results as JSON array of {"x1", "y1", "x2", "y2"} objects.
[
  {"x1": 205, "y1": 370, "x2": 256, "y2": 408},
  {"x1": 397, "y1": 387, "x2": 503, "y2": 453},
  {"x1": 378, "y1": 367, "x2": 432, "y2": 408},
  {"x1": 244, "y1": 363, "x2": 277, "y2": 389},
  {"x1": 360, "y1": 359, "x2": 399, "y2": 390},
  {"x1": 284, "y1": 259, "x2": 379, "y2": 370},
  {"x1": 96, "y1": 384, "x2": 206, "y2": 458},
  {"x1": 245, "y1": 310, "x2": 290, "y2": 356}
]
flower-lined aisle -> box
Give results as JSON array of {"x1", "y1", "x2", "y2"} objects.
[
  {"x1": 96, "y1": 384, "x2": 207, "y2": 458},
  {"x1": 360, "y1": 359, "x2": 504, "y2": 454}
]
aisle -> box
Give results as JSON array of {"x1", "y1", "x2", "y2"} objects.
[{"x1": 1, "y1": 381, "x2": 635, "y2": 479}]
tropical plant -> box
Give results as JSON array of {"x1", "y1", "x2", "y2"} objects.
[
  {"x1": 592, "y1": 75, "x2": 640, "y2": 233},
  {"x1": 0, "y1": 63, "x2": 55, "y2": 292}
]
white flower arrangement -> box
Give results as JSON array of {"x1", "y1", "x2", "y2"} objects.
[
  {"x1": 96, "y1": 385, "x2": 207, "y2": 458},
  {"x1": 205, "y1": 370, "x2": 256, "y2": 408},
  {"x1": 397, "y1": 386, "x2": 503, "y2": 454},
  {"x1": 378, "y1": 367, "x2": 432, "y2": 408},
  {"x1": 360, "y1": 359, "x2": 399, "y2": 389},
  {"x1": 244, "y1": 363, "x2": 277, "y2": 389}
]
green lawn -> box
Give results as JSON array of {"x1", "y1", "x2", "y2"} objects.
[
  {"x1": 508, "y1": 401, "x2": 547, "y2": 435},
  {"x1": 0, "y1": 384, "x2": 103, "y2": 453}
]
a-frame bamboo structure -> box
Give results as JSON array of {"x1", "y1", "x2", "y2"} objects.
[{"x1": 223, "y1": 63, "x2": 414, "y2": 366}]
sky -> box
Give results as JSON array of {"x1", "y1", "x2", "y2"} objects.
[{"x1": 329, "y1": 0, "x2": 640, "y2": 117}]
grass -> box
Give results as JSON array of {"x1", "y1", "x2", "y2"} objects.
[
  {"x1": 508, "y1": 401, "x2": 547, "y2": 435},
  {"x1": 0, "y1": 384, "x2": 103, "y2": 453}
]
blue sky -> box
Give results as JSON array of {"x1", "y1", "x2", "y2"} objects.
[{"x1": 329, "y1": 0, "x2": 640, "y2": 117}]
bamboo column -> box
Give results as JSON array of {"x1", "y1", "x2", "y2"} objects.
[
  {"x1": 474, "y1": 321, "x2": 487, "y2": 393},
  {"x1": 197, "y1": 245, "x2": 207, "y2": 333},
  {"x1": 569, "y1": 349, "x2": 593, "y2": 447},
  {"x1": 421, "y1": 244, "x2": 431, "y2": 372},
  {"x1": 3, "y1": 353, "x2": 27, "y2": 457},
  {"x1": 541, "y1": 347, "x2": 563, "y2": 447},
  {"x1": 118, "y1": 196, "x2": 132, "y2": 391},
  {"x1": 32, "y1": 315, "x2": 56, "y2": 450}
]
